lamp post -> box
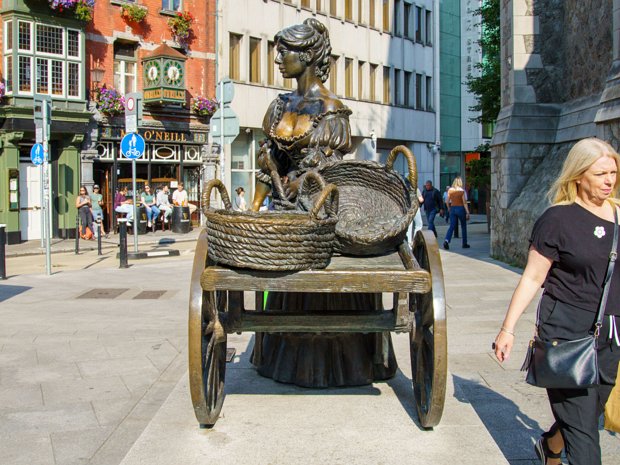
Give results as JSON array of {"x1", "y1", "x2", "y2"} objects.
[{"x1": 91, "y1": 62, "x2": 105, "y2": 96}]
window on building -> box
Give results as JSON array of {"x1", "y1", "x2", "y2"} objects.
[
  {"x1": 267, "y1": 41, "x2": 275, "y2": 85},
  {"x1": 229, "y1": 33, "x2": 241, "y2": 80},
  {"x1": 7, "y1": 20, "x2": 83, "y2": 97},
  {"x1": 358, "y1": 61, "x2": 365, "y2": 99},
  {"x1": 283, "y1": 78, "x2": 293, "y2": 89},
  {"x1": 383, "y1": 66, "x2": 390, "y2": 104},
  {"x1": 345, "y1": 58, "x2": 353, "y2": 98},
  {"x1": 393, "y1": 0, "x2": 401, "y2": 35},
  {"x1": 317, "y1": 0, "x2": 323, "y2": 11},
  {"x1": 301, "y1": 0, "x2": 311, "y2": 7},
  {"x1": 113, "y1": 41, "x2": 137, "y2": 95},
  {"x1": 415, "y1": 6, "x2": 422, "y2": 42},
  {"x1": 369, "y1": 63, "x2": 377, "y2": 101},
  {"x1": 369, "y1": 0, "x2": 376, "y2": 27},
  {"x1": 415, "y1": 73, "x2": 422, "y2": 109},
  {"x1": 394, "y1": 69, "x2": 401, "y2": 105},
  {"x1": 358, "y1": 0, "x2": 363, "y2": 23},
  {"x1": 249, "y1": 37, "x2": 261, "y2": 83},
  {"x1": 345, "y1": 0, "x2": 353, "y2": 20},
  {"x1": 426, "y1": 75, "x2": 433, "y2": 110},
  {"x1": 329, "y1": 55, "x2": 338, "y2": 94},
  {"x1": 425, "y1": 10, "x2": 432, "y2": 44},
  {"x1": 231, "y1": 130, "x2": 266, "y2": 204},
  {"x1": 382, "y1": 0, "x2": 390, "y2": 32},
  {"x1": 330, "y1": 0, "x2": 338, "y2": 16},
  {"x1": 404, "y1": 71, "x2": 412, "y2": 107},
  {"x1": 404, "y1": 3, "x2": 412, "y2": 39},
  {"x1": 161, "y1": 0, "x2": 181, "y2": 11}
]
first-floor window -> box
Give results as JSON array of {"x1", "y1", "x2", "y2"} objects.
[
  {"x1": 162, "y1": 0, "x2": 181, "y2": 10},
  {"x1": 19, "y1": 56, "x2": 31, "y2": 92},
  {"x1": 5, "y1": 56, "x2": 13, "y2": 93},
  {"x1": 113, "y1": 60, "x2": 136, "y2": 94}
]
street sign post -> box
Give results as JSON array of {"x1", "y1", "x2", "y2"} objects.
[
  {"x1": 121, "y1": 133, "x2": 145, "y2": 253},
  {"x1": 30, "y1": 144, "x2": 44, "y2": 166},
  {"x1": 34, "y1": 95, "x2": 52, "y2": 275},
  {"x1": 124, "y1": 92, "x2": 142, "y2": 134},
  {"x1": 214, "y1": 79, "x2": 240, "y2": 183}
]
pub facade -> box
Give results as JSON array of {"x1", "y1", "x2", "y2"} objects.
[{"x1": 0, "y1": 0, "x2": 217, "y2": 243}]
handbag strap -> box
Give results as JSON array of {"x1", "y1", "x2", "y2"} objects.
[{"x1": 595, "y1": 203, "x2": 619, "y2": 337}]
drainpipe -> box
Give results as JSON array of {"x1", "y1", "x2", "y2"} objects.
[{"x1": 433, "y1": 0, "x2": 441, "y2": 187}]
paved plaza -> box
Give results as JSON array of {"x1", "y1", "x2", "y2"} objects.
[{"x1": 1, "y1": 220, "x2": 619, "y2": 464}]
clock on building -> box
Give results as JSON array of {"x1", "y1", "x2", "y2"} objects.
[
  {"x1": 163, "y1": 60, "x2": 183, "y2": 87},
  {"x1": 141, "y1": 44, "x2": 187, "y2": 105},
  {"x1": 144, "y1": 61, "x2": 161, "y2": 86}
]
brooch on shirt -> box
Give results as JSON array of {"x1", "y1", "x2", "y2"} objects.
[{"x1": 594, "y1": 226, "x2": 606, "y2": 239}]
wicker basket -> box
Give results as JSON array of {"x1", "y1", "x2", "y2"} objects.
[
  {"x1": 202, "y1": 173, "x2": 339, "y2": 271},
  {"x1": 304, "y1": 145, "x2": 419, "y2": 256}
]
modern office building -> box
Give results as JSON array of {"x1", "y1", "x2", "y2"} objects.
[
  {"x1": 439, "y1": 0, "x2": 489, "y2": 189},
  {"x1": 216, "y1": 0, "x2": 439, "y2": 201}
]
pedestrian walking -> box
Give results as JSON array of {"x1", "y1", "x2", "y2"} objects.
[
  {"x1": 443, "y1": 185, "x2": 450, "y2": 223},
  {"x1": 442, "y1": 177, "x2": 470, "y2": 249},
  {"x1": 421, "y1": 180, "x2": 444, "y2": 237},
  {"x1": 89, "y1": 184, "x2": 108, "y2": 238},
  {"x1": 493, "y1": 137, "x2": 620, "y2": 465}
]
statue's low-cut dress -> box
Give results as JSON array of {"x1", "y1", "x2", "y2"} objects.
[{"x1": 251, "y1": 94, "x2": 397, "y2": 387}]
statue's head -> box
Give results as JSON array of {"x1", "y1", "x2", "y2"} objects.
[{"x1": 274, "y1": 18, "x2": 332, "y2": 83}]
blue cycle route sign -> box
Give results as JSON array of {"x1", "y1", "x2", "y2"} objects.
[
  {"x1": 30, "y1": 143, "x2": 44, "y2": 166},
  {"x1": 120, "y1": 133, "x2": 145, "y2": 160}
]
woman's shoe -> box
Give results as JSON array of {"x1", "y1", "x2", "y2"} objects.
[
  {"x1": 534, "y1": 437, "x2": 562, "y2": 464},
  {"x1": 463, "y1": 244, "x2": 471, "y2": 249},
  {"x1": 443, "y1": 240, "x2": 449, "y2": 250}
]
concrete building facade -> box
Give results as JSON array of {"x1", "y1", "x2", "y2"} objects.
[{"x1": 216, "y1": 0, "x2": 438, "y2": 199}]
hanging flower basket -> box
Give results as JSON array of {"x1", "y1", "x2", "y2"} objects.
[
  {"x1": 168, "y1": 11, "x2": 194, "y2": 45},
  {"x1": 94, "y1": 86, "x2": 125, "y2": 117},
  {"x1": 48, "y1": 0, "x2": 95, "y2": 22},
  {"x1": 121, "y1": 3, "x2": 148, "y2": 23},
  {"x1": 191, "y1": 96, "x2": 218, "y2": 118}
]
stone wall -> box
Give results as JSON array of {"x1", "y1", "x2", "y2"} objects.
[{"x1": 491, "y1": 0, "x2": 618, "y2": 267}]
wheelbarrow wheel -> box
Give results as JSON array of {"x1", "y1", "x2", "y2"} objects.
[
  {"x1": 410, "y1": 230, "x2": 447, "y2": 429},
  {"x1": 189, "y1": 229, "x2": 227, "y2": 428}
]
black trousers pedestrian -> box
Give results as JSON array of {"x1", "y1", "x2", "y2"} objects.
[{"x1": 538, "y1": 293, "x2": 620, "y2": 465}]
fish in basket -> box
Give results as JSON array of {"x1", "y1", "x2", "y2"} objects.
[
  {"x1": 202, "y1": 172, "x2": 339, "y2": 271},
  {"x1": 300, "y1": 145, "x2": 419, "y2": 256}
]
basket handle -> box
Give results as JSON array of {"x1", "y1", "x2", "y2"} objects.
[
  {"x1": 300, "y1": 171, "x2": 339, "y2": 219},
  {"x1": 386, "y1": 145, "x2": 418, "y2": 192},
  {"x1": 203, "y1": 179, "x2": 232, "y2": 213}
]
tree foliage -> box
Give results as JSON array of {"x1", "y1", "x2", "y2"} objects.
[{"x1": 465, "y1": 0, "x2": 500, "y2": 125}]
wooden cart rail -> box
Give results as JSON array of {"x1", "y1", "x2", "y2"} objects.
[{"x1": 200, "y1": 267, "x2": 431, "y2": 294}]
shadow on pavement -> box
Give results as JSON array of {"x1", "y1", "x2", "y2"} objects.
[
  {"x1": 0, "y1": 284, "x2": 32, "y2": 302},
  {"x1": 453, "y1": 374, "x2": 543, "y2": 463}
]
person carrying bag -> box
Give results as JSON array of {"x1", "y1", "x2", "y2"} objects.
[{"x1": 493, "y1": 138, "x2": 620, "y2": 465}]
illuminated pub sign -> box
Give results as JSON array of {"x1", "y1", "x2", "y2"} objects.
[{"x1": 141, "y1": 44, "x2": 187, "y2": 105}]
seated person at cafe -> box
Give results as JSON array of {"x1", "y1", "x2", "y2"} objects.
[
  {"x1": 172, "y1": 182, "x2": 197, "y2": 215},
  {"x1": 156, "y1": 185, "x2": 173, "y2": 223},
  {"x1": 114, "y1": 186, "x2": 134, "y2": 225},
  {"x1": 140, "y1": 184, "x2": 160, "y2": 228}
]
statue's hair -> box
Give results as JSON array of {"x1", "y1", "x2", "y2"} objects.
[
  {"x1": 274, "y1": 18, "x2": 332, "y2": 83},
  {"x1": 548, "y1": 137, "x2": 620, "y2": 205}
]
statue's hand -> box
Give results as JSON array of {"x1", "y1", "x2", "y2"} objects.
[{"x1": 284, "y1": 177, "x2": 301, "y2": 201}]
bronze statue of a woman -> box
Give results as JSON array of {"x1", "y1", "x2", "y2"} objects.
[
  {"x1": 251, "y1": 18, "x2": 352, "y2": 211},
  {"x1": 250, "y1": 19, "x2": 397, "y2": 388}
]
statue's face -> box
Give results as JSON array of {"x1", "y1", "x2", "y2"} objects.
[{"x1": 275, "y1": 43, "x2": 305, "y2": 78}]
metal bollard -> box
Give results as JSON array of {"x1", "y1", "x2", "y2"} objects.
[
  {"x1": 97, "y1": 218, "x2": 102, "y2": 256},
  {"x1": 75, "y1": 216, "x2": 80, "y2": 255},
  {"x1": 0, "y1": 224, "x2": 7, "y2": 280},
  {"x1": 118, "y1": 219, "x2": 129, "y2": 268}
]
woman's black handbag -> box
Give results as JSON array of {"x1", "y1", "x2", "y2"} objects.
[{"x1": 521, "y1": 206, "x2": 618, "y2": 389}]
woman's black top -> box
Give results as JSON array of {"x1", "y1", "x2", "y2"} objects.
[{"x1": 530, "y1": 202, "x2": 620, "y2": 315}]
